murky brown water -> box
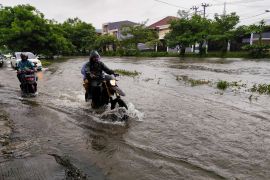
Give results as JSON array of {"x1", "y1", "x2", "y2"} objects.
[{"x1": 1, "y1": 57, "x2": 270, "y2": 179}]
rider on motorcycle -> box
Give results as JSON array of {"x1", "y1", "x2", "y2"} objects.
[
  {"x1": 17, "y1": 53, "x2": 37, "y2": 91},
  {"x1": 84, "y1": 50, "x2": 115, "y2": 101}
]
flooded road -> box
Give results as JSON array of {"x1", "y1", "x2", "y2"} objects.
[{"x1": 1, "y1": 57, "x2": 270, "y2": 179}]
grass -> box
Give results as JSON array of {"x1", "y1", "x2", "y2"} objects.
[
  {"x1": 41, "y1": 60, "x2": 54, "y2": 67},
  {"x1": 217, "y1": 80, "x2": 229, "y2": 90},
  {"x1": 250, "y1": 84, "x2": 270, "y2": 94},
  {"x1": 176, "y1": 75, "x2": 210, "y2": 86},
  {"x1": 114, "y1": 69, "x2": 141, "y2": 77},
  {"x1": 41, "y1": 57, "x2": 71, "y2": 67}
]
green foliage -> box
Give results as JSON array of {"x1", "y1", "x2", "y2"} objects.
[
  {"x1": 94, "y1": 35, "x2": 118, "y2": 52},
  {"x1": 248, "y1": 20, "x2": 267, "y2": 46},
  {"x1": 121, "y1": 24, "x2": 159, "y2": 50},
  {"x1": 243, "y1": 44, "x2": 270, "y2": 58},
  {"x1": 114, "y1": 69, "x2": 141, "y2": 77},
  {"x1": 217, "y1": 80, "x2": 229, "y2": 90},
  {"x1": 250, "y1": 84, "x2": 270, "y2": 94},
  {"x1": 0, "y1": 5, "x2": 96, "y2": 56},
  {"x1": 41, "y1": 60, "x2": 53, "y2": 67},
  {"x1": 0, "y1": 5, "x2": 50, "y2": 53},
  {"x1": 61, "y1": 18, "x2": 96, "y2": 54},
  {"x1": 165, "y1": 15, "x2": 212, "y2": 56},
  {"x1": 209, "y1": 13, "x2": 240, "y2": 52}
]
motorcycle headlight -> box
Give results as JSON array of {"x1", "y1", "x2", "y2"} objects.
[{"x1": 110, "y1": 80, "x2": 116, "y2": 86}]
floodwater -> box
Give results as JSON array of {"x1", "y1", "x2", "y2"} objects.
[{"x1": 1, "y1": 57, "x2": 270, "y2": 179}]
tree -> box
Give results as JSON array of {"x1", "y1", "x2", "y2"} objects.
[
  {"x1": 249, "y1": 20, "x2": 267, "y2": 45},
  {"x1": 94, "y1": 34, "x2": 118, "y2": 52},
  {"x1": 62, "y1": 18, "x2": 97, "y2": 54},
  {"x1": 164, "y1": 18, "x2": 191, "y2": 55},
  {"x1": 165, "y1": 15, "x2": 211, "y2": 55},
  {"x1": 243, "y1": 20, "x2": 270, "y2": 58},
  {"x1": 189, "y1": 15, "x2": 212, "y2": 55},
  {"x1": 0, "y1": 5, "x2": 51, "y2": 53},
  {"x1": 121, "y1": 24, "x2": 158, "y2": 50},
  {"x1": 210, "y1": 13, "x2": 240, "y2": 52},
  {"x1": 45, "y1": 22, "x2": 75, "y2": 56},
  {"x1": 177, "y1": 10, "x2": 190, "y2": 19},
  {"x1": 0, "y1": 4, "x2": 75, "y2": 56}
]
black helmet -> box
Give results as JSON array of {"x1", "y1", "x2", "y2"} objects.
[
  {"x1": 89, "y1": 50, "x2": 100, "y2": 61},
  {"x1": 20, "y1": 53, "x2": 28, "y2": 61}
]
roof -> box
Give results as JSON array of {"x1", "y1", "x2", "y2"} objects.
[
  {"x1": 148, "y1": 16, "x2": 179, "y2": 29},
  {"x1": 105, "y1": 21, "x2": 137, "y2": 30}
]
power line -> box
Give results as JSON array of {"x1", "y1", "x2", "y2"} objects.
[
  {"x1": 153, "y1": 0, "x2": 189, "y2": 10},
  {"x1": 211, "y1": 0, "x2": 266, "y2": 6},
  {"x1": 240, "y1": 12, "x2": 269, "y2": 21}
]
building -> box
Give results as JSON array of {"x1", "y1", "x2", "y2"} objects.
[
  {"x1": 242, "y1": 19, "x2": 270, "y2": 45},
  {"x1": 102, "y1": 20, "x2": 137, "y2": 40},
  {"x1": 95, "y1": 29, "x2": 102, "y2": 36},
  {"x1": 242, "y1": 32, "x2": 270, "y2": 45},
  {"x1": 148, "y1": 16, "x2": 179, "y2": 52}
]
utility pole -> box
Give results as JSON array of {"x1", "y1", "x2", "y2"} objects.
[
  {"x1": 190, "y1": 6, "x2": 199, "y2": 15},
  {"x1": 201, "y1": 3, "x2": 210, "y2": 54},
  {"x1": 201, "y1": 3, "x2": 210, "y2": 18},
  {"x1": 223, "y1": 1, "x2": 227, "y2": 16}
]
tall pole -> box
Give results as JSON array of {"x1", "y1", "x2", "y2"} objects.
[
  {"x1": 201, "y1": 3, "x2": 209, "y2": 18},
  {"x1": 223, "y1": 1, "x2": 227, "y2": 16},
  {"x1": 201, "y1": 3, "x2": 209, "y2": 54}
]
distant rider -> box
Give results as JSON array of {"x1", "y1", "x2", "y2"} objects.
[
  {"x1": 17, "y1": 53, "x2": 36, "y2": 90},
  {"x1": 83, "y1": 50, "x2": 115, "y2": 101}
]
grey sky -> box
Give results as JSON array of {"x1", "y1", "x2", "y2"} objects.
[{"x1": 1, "y1": 0, "x2": 270, "y2": 28}]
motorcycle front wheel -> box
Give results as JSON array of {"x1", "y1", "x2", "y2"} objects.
[{"x1": 116, "y1": 98, "x2": 128, "y2": 110}]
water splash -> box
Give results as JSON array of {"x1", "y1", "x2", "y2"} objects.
[
  {"x1": 126, "y1": 103, "x2": 144, "y2": 121},
  {"x1": 97, "y1": 103, "x2": 144, "y2": 124}
]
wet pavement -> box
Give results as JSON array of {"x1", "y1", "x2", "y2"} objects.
[{"x1": 1, "y1": 57, "x2": 270, "y2": 179}]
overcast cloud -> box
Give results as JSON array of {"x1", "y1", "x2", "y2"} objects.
[{"x1": 1, "y1": 0, "x2": 270, "y2": 28}]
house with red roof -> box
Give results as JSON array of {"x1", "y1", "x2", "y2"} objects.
[
  {"x1": 149, "y1": 16, "x2": 179, "y2": 52},
  {"x1": 149, "y1": 16, "x2": 178, "y2": 40}
]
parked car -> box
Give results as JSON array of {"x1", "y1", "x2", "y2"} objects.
[
  {"x1": 11, "y1": 52, "x2": 42, "y2": 71},
  {"x1": 3, "y1": 53, "x2": 12, "y2": 59}
]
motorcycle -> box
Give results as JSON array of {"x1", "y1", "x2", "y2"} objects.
[
  {"x1": 86, "y1": 74, "x2": 128, "y2": 110},
  {"x1": 0, "y1": 56, "x2": 4, "y2": 67},
  {"x1": 0, "y1": 59, "x2": 3, "y2": 68},
  {"x1": 17, "y1": 69, "x2": 37, "y2": 97}
]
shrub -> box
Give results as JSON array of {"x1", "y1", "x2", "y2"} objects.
[
  {"x1": 217, "y1": 80, "x2": 229, "y2": 90},
  {"x1": 243, "y1": 44, "x2": 270, "y2": 58}
]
